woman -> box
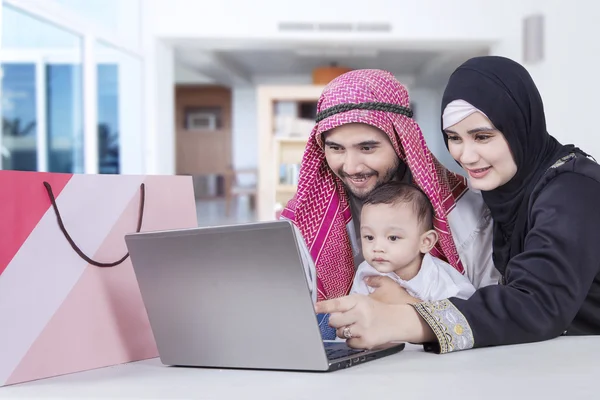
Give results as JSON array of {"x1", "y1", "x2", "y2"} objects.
[{"x1": 316, "y1": 56, "x2": 600, "y2": 353}]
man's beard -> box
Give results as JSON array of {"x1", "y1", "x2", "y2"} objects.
[{"x1": 340, "y1": 158, "x2": 404, "y2": 201}]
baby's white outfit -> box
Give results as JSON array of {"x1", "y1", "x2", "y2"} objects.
[{"x1": 350, "y1": 253, "x2": 476, "y2": 301}]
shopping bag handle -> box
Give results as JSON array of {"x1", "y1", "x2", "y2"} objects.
[{"x1": 43, "y1": 181, "x2": 146, "y2": 268}]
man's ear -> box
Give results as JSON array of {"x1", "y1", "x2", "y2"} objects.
[{"x1": 419, "y1": 229, "x2": 438, "y2": 254}]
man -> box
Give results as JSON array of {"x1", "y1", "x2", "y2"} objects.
[{"x1": 281, "y1": 69, "x2": 498, "y2": 301}]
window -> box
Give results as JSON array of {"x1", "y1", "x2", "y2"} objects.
[
  {"x1": 47, "y1": 64, "x2": 84, "y2": 173},
  {"x1": 1, "y1": 64, "x2": 37, "y2": 171},
  {"x1": 1, "y1": 1, "x2": 144, "y2": 174},
  {"x1": 1, "y1": 4, "x2": 83, "y2": 173}
]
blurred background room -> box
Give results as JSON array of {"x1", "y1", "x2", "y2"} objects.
[{"x1": 1, "y1": 0, "x2": 598, "y2": 227}]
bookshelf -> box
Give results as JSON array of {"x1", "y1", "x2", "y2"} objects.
[
  {"x1": 256, "y1": 85, "x2": 325, "y2": 221},
  {"x1": 274, "y1": 136, "x2": 305, "y2": 208}
]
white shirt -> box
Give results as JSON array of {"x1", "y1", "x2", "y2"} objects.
[
  {"x1": 347, "y1": 188, "x2": 500, "y2": 290},
  {"x1": 350, "y1": 253, "x2": 476, "y2": 301}
]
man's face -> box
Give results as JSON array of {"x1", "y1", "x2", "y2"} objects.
[{"x1": 323, "y1": 123, "x2": 401, "y2": 200}]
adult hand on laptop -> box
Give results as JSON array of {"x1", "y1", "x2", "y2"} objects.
[
  {"x1": 365, "y1": 276, "x2": 420, "y2": 305},
  {"x1": 315, "y1": 294, "x2": 435, "y2": 349}
]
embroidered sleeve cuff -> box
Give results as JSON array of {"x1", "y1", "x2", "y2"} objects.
[{"x1": 411, "y1": 299, "x2": 474, "y2": 354}]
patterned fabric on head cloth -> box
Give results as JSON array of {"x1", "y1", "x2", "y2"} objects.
[{"x1": 281, "y1": 69, "x2": 468, "y2": 301}]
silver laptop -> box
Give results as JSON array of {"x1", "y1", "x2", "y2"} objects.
[{"x1": 124, "y1": 219, "x2": 404, "y2": 372}]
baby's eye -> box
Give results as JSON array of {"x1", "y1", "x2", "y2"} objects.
[
  {"x1": 388, "y1": 236, "x2": 399, "y2": 241},
  {"x1": 363, "y1": 235, "x2": 374, "y2": 241}
]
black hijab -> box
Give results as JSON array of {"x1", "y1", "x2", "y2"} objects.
[{"x1": 440, "y1": 56, "x2": 578, "y2": 273}]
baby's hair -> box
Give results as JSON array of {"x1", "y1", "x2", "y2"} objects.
[{"x1": 363, "y1": 181, "x2": 434, "y2": 231}]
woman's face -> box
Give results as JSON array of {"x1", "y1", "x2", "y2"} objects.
[{"x1": 444, "y1": 112, "x2": 517, "y2": 191}]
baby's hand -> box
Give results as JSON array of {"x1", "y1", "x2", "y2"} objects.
[{"x1": 365, "y1": 276, "x2": 420, "y2": 305}]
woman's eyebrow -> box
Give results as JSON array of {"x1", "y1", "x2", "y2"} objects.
[
  {"x1": 444, "y1": 127, "x2": 495, "y2": 135},
  {"x1": 467, "y1": 127, "x2": 496, "y2": 134}
]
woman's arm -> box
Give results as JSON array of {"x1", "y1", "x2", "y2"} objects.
[
  {"x1": 316, "y1": 173, "x2": 600, "y2": 352},
  {"x1": 412, "y1": 172, "x2": 600, "y2": 353},
  {"x1": 314, "y1": 296, "x2": 435, "y2": 348}
]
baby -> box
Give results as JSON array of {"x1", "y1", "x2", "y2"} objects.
[{"x1": 350, "y1": 181, "x2": 475, "y2": 301}]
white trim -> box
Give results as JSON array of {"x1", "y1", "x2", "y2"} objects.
[
  {"x1": 0, "y1": 49, "x2": 125, "y2": 65},
  {"x1": 1, "y1": 50, "x2": 82, "y2": 62},
  {"x1": 1, "y1": 52, "x2": 41, "y2": 63},
  {"x1": 3, "y1": 0, "x2": 143, "y2": 59},
  {"x1": 1, "y1": 49, "x2": 122, "y2": 64},
  {"x1": 83, "y1": 35, "x2": 98, "y2": 174},
  {"x1": 35, "y1": 59, "x2": 48, "y2": 172}
]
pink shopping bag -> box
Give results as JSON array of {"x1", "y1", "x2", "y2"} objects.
[{"x1": 0, "y1": 170, "x2": 198, "y2": 386}]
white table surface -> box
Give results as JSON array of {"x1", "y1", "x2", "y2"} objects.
[{"x1": 1, "y1": 336, "x2": 597, "y2": 399}]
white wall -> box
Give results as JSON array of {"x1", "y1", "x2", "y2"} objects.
[
  {"x1": 232, "y1": 87, "x2": 258, "y2": 172},
  {"x1": 252, "y1": 74, "x2": 313, "y2": 85},
  {"x1": 142, "y1": 0, "x2": 513, "y2": 175},
  {"x1": 143, "y1": 0, "x2": 600, "y2": 174},
  {"x1": 485, "y1": 0, "x2": 600, "y2": 159},
  {"x1": 409, "y1": 88, "x2": 463, "y2": 175},
  {"x1": 142, "y1": 0, "x2": 510, "y2": 177},
  {"x1": 521, "y1": 1, "x2": 600, "y2": 159},
  {"x1": 116, "y1": 50, "x2": 145, "y2": 174},
  {"x1": 140, "y1": 0, "x2": 177, "y2": 175},
  {"x1": 174, "y1": 63, "x2": 214, "y2": 84},
  {"x1": 147, "y1": 0, "x2": 507, "y2": 45},
  {"x1": 143, "y1": 39, "x2": 175, "y2": 174}
]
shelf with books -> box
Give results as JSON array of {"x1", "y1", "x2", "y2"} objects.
[{"x1": 257, "y1": 84, "x2": 324, "y2": 220}]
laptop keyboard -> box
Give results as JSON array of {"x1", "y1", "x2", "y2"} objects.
[{"x1": 323, "y1": 341, "x2": 367, "y2": 360}]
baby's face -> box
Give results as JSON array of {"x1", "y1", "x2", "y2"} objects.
[{"x1": 360, "y1": 202, "x2": 424, "y2": 277}]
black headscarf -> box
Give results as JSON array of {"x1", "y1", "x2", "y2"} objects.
[{"x1": 440, "y1": 56, "x2": 578, "y2": 272}]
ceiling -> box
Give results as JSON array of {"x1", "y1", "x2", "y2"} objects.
[
  {"x1": 215, "y1": 48, "x2": 437, "y2": 76},
  {"x1": 171, "y1": 40, "x2": 489, "y2": 89}
]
